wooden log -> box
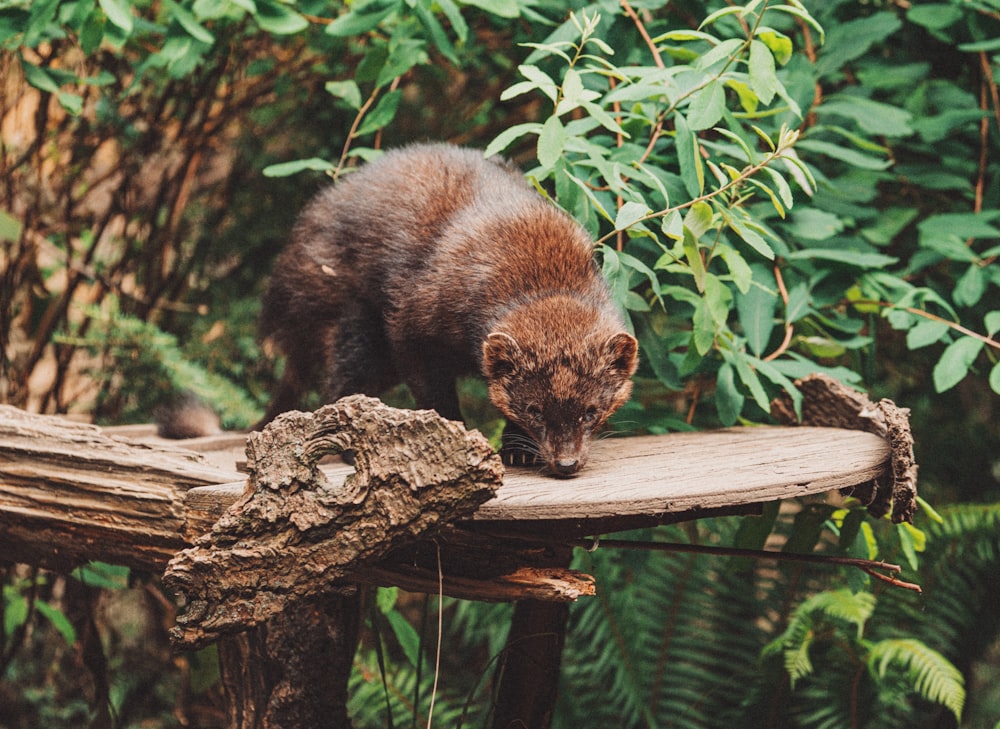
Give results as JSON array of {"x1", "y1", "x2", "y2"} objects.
[
  {"x1": 163, "y1": 396, "x2": 504, "y2": 648},
  {"x1": 771, "y1": 372, "x2": 917, "y2": 522},
  {"x1": 0, "y1": 405, "x2": 242, "y2": 570},
  {"x1": 1, "y1": 404, "x2": 892, "y2": 583},
  {"x1": 182, "y1": 425, "x2": 891, "y2": 531}
]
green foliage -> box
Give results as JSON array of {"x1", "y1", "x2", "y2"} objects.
[
  {"x1": 483, "y1": 0, "x2": 1000, "y2": 432},
  {"x1": 58, "y1": 297, "x2": 260, "y2": 428},
  {"x1": 2, "y1": 0, "x2": 1000, "y2": 726}
]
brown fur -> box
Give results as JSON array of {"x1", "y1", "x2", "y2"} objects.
[{"x1": 259, "y1": 143, "x2": 637, "y2": 475}]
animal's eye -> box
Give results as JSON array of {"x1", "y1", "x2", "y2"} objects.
[
  {"x1": 581, "y1": 406, "x2": 599, "y2": 425},
  {"x1": 526, "y1": 405, "x2": 544, "y2": 423}
]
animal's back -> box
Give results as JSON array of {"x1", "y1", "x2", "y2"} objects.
[
  {"x1": 258, "y1": 145, "x2": 537, "y2": 419},
  {"x1": 258, "y1": 144, "x2": 635, "y2": 476}
]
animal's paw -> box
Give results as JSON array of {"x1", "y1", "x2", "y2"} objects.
[
  {"x1": 499, "y1": 445, "x2": 540, "y2": 467},
  {"x1": 499, "y1": 422, "x2": 541, "y2": 467}
]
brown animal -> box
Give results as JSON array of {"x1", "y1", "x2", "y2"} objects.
[{"x1": 258, "y1": 143, "x2": 637, "y2": 476}]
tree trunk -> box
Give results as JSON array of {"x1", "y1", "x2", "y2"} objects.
[{"x1": 219, "y1": 591, "x2": 361, "y2": 729}]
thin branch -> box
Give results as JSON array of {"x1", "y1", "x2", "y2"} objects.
[
  {"x1": 595, "y1": 131, "x2": 800, "y2": 246},
  {"x1": 572, "y1": 538, "x2": 923, "y2": 593},
  {"x1": 764, "y1": 263, "x2": 793, "y2": 361},
  {"x1": 333, "y1": 76, "x2": 402, "y2": 180},
  {"x1": 620, "y1": 0, "x2": 664, "y2": 69},
  {"x1": 851, "y1": 300, "x2": 1000, "y2": 352},
  {"x1": 426, "y1": 542, "x2": 443, "y2": 729}
]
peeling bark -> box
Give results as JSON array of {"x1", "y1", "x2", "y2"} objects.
[
  {"x1": 770, "y1": 373, "x2": 918, "y2": 523},
  {"x1": 163, "y1": 395, "x2": 503, "y2": 648}
]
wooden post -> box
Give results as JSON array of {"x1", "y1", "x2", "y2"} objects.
[{"x1": 217, "y1": 591, "x2": 361, "y2": 729}]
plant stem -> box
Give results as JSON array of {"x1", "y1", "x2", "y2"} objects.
[{"x1": 571, "y1": 538, "x2": 923, "y2": 593}]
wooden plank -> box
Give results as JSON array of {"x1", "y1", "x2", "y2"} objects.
[
  {"x1": 479, "y1": 426, "x2": 889, "y2": 520},
  {"x1": 0, "y1": 406, "x2": 243, "y2": 569},
  {"x1": 182, "y1": 426, "x2": 889, "y2": 535}
]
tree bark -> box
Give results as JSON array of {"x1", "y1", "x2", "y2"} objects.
[
  {"x1": 164, "y1": 395, "x2": 503, "y2": 648},
  {"x1": 218, "y1": 591, "x2": 361, "y2": 729}
]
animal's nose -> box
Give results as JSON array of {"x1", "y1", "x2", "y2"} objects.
[{"x1": 553, "y1": 458, "x2": 580, "y2": 476}]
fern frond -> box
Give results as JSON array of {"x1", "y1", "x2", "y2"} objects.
[
  {"x1": 867, "y1": 638, "x2": 965, "y2": 722},
  {"x1": 783, "y1": 630, "x2": 815, "y2": 688},
  {"x1": 804, "y1": 589, "x2": 875, "y2": 640}
]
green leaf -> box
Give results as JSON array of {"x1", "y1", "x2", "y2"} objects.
[
  {"x1": 748, "y1": 40, "x2": 777, "y2": 105},
  {"x1": 57, "y1": 92, "x2": 83, "y2": 116},
  {"x1": 990, "y1": 361, "x2": 1000, "y2": 395},
  {"x1": 675, "y1": 113, "x2": 704, "y2": 198},
  {"x1": 757, "y1": 29, "x2": 793, "y2": 65},
  {"x1": 906, "y1": 318, "x2": 949, "y2": 349},
  {"x1": 692, "y1": 298, "x2": 715, "y2": 354},
  {"x1": 325, "y1": 80, "x2": 363, "y2": 110},
  {"x1": 907, "y1": 4, "x2": 962, "y2": 30},
  {"x1": 413, "y1": 0, "x2": 458, "y2": 65},
  {"x1": 355, "y1": 89, "x2": 401, "y2": 135},
  {"x1": 762, "y1": 166, "x2": 794, "y2": 210},
  {"x1": 684, "y1": 200, "x2": 714, "y2": 239},
  {"x1": 719, "y1": 244, "x2": 753, "y2": 293},
  {"x1": 516, "y1": 64, "x2": 558, "y2": 104},
  {"x1": 787, "y1": 207, "x2": 845, "y2": 241},
  {"x1": 537, "y1": 115, "x2": 566, "y2": 169},
  {"x1": 461, "y1": 0, "x2": 520, "y2": 18},
  {"x1": 736, "y1": 269, "x2": 778, "y2": 357},
  {"x1": 326, "y1": 0, "x2": 398, "y2": 36},
  {"x1": 817, "y1": 96, "x2": 913, "y2": 137},
  {"x1": 715, "y1": 362, "x2": 744, "y2": 426},
  {"x1": 614, "y1": 201, "x2": 651, "y2": 232},
  {"x1": 35, "y1": 601, "x2": 77, "y2": 645},
  {"x1": 385, "y1": 609, "x2": 422, "y2": 668},
  {"x1": 730, "y1": 350, "x2": 770, "y2": 412},
  {"x1": 485, "y1": 123, "x2": 543, "y2": 159},
  {"x1": 816, "y1": 12, "x2": 900, "y2": 77},
  {"x1": 698, "y1": 6, "x2": 743, "y2": 29},
  {"x1": 687, "y1": 79, "x2": 726, "y2": 131},
  {"x1": 73, "y1": 562, "x2": 131, "y2": 590},
  {"x1": 795, "y1": 139, "x2": 892, "y2": 170},
  {"x1": 435, "y1": 0, "x2": 468, "y2": 44},
  {"x1": 262, "y1": 157, "x2": 335, "y2": 177},
  {"x1": 164, "y1": 0, "x2": 215, "y2": 44},
  {"x1": 0, "y1": 209, "x2": 23, "y2": 243},
  {"x1": 932, "y1": 336, "x2": 984, "y2": 393},
  {"x1": 255, "y1": 0, "x2": 310, "y2": 34},
  {"x1": 786, "y1": 248, "x2": 898, "y2": 267},
  {"x1": 375, "y1": 586, "x2": 399, "y2": 613},
  {"x1": 918, "y1": 212, "x2": 1000, "y2": 245},
  {"x1": 985, "y1": 311, "x2": 1000, "y2": 337},
  {"x1": 728, "y1": 215, "x2": 775, "y2": 260},
  {"x1": 953, "y1": 265, "x2": 985, "y2": 308},
  {"x1": 770, "y1": 5, "x2": 825, "y2": 45},
  {"x1": 20, "y1": 59, "x2": 60, "y2": 94},
  {"x1": 98, "y1": 0, "x2": 133, "y2": 33},
  {"x1": 683, "y1": 228, "x2": 708, "y2": 293}
]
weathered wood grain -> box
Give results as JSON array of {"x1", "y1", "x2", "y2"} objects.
[
  {"x1": 0, "y1": 405, "x2": 243, "y2": 569},
  {"x1": 1, "y1": 407, "x2": 890, "y2": 574},
  {"x1": 183, "y1": 425, "x2": 889, "y2": 534},
  {"x1": 480, "y1": 426, "x2": 890, "y2": 520}
]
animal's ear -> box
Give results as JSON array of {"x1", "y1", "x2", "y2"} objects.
[
  {"x1": 483, "y1": 332, "x2": 522, "y2": 379},
  {"x1": 604, "y1": 332, "x2": 638, "y2": 378}
]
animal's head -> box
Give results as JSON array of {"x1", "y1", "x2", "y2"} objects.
[{"x1": 482, "y1": 329, "x2": 638, "y2": 476}]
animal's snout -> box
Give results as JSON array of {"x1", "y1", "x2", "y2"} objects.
[{"x1": 551, "y1": 456, "x2": 582, "y2": 477}]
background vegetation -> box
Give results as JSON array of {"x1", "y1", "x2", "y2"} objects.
[{"x1": 1, "y1": 0, "x2": 998, "y2": 727}]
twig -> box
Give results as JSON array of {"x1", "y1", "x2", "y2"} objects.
[
  {"x1": 333, "y1": 76, "x2": 401, "y2": 180},
  {"x1": 852, "y1": 300, "x2": 1000, "y2": 352},
  {"x1": 572, "y1": 538, "x2": 923, "y2": 593},
  {"x1": 620, "y1": 0, "x2": 664, "y2": 69},
  {"x1": 764, "y1": 263, "x2": 793, "y2": 361},
  {"x1": 426, "y1": 541, "x2": 443, "y2": 729}
]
